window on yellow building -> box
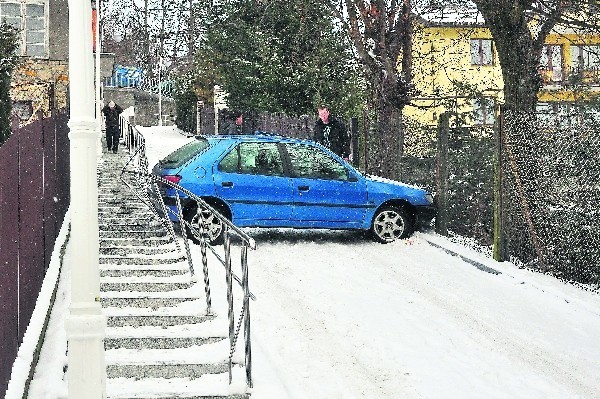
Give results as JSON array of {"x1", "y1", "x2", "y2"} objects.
[
  {"x1": 470, "y1": 39, "x2": 493, "y2": 66},
  {"x1": 570, "y1": 45, "x2": 600, "y2": 72},
  {"x1": 540, "y1": 45, "x2": 563, "y2": 82},
  {"x1": 0, "y1": 0, "x2": 47, "y2": 58},
  {"x1": 472, "y1": 97, "x2": 495, "y2": 125}
]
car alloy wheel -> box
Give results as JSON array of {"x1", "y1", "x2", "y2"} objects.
[
  {"x1": 185, "y1": 207, "x2": 225, "y2": 245},
  {"x1": 371, "y1": 206, "x2": 410, "y2": 243}
]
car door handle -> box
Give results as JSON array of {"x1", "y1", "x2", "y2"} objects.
[
  {"x1": 298, "y1": 185, "x2": 310, "y2": 192},
  {"x1": 221, "y1": 181, "x2": 234, "y2": 187}
]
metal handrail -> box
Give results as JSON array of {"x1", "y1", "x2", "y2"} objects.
[{"x1": 116, "y1": 117, "x2": 255, "y2": 388}]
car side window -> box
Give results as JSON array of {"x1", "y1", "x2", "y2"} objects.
[
  {"x1": 286, "y1": 143, "x2": 348, "y2": 181},
  {"x1": 218, "y1": 142, "x2": 284, "y2": 176}
]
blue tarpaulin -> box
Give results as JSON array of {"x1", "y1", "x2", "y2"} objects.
[{"x1": 106, "y1": 65, "x2": 143, "y2": 87}]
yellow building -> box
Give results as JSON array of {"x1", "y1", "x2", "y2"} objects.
[{"x1": 406, "y1": 6, "x2": 600, "y2": 128}]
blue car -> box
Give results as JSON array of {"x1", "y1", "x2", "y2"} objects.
[{"x1": 152, "y1": 134, "x2": 436, "y2": 244}]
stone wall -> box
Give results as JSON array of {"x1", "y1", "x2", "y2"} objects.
[{"x1": 10, "y1": 59, "x2": 69, "y2": 124}]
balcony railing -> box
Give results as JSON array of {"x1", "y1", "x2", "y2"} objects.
[{"x1": 540, "y1": 67, "x2": 600, "y2": 87}]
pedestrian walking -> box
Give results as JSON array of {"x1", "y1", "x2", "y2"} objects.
[
  {"x1": 314, "y1": 105, "x2": 350, "y2": 160},
  {"x1": 102, "y1": 100, "x2": 123, "y2": 153}
]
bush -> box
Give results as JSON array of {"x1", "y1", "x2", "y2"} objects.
[{"x1": 173, "y1": 83, "x2": 197, "y2": 134}]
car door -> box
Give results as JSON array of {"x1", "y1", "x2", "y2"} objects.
[
  {"x1": 213, "y1": 141, "x2": 293, "y2": 225},
  {"x1": 285, "y1": 143, "x2": 367, "y2": 226}
]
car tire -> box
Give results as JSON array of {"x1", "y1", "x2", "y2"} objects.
[
  {"x1": 371, "y1": 206, "x2": 412, "y2": 243},
  {"x1": 183, "y1": 205, "x2": 227, "y2": 246}
]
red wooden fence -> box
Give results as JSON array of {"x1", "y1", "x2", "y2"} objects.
[{"x1": 0, "y1": 112, "x2": 70, "y2": 397}]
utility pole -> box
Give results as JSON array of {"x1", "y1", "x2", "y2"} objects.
[
  {"x1": 65, "y1": 0, "x2": 106, "y2": 398},
  {"x1": 158, "y1": 54, "x2": 163, "y2": 126},
  {"x1": 94, "y1": 0, "x2": 102, "y2": 155}
]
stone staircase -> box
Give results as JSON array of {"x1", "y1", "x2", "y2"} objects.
[{"x1": 97, "y1": 149, "x2": 250, "y2": 399}]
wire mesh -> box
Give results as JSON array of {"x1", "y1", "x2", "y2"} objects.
[
  {"x1": 502, "y1": 110, "x2": 600, "y2": 287},
  {"x1": 399, "y1": 109, "x2": 599, "y2": 290}
]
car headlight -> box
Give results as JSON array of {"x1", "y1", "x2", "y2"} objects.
[{"x1": 425, "y1": 193, "x2": 434, "y2": 204}]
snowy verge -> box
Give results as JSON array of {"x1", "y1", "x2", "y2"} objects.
[
  {"x1": 420, "y1": 231, "x2": 600, "y2": 316},
  {"x1": 5, "y1": 208, "x2": 71, "y2": 399}
]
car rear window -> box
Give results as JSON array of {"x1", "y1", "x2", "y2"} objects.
[{"x1": 158, "y1": 138, "x2": 210, "y2": 169}]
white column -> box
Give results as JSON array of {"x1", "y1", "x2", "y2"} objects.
[{"x1": 65, "y1": 1, "x2": 106, "y2": 398}]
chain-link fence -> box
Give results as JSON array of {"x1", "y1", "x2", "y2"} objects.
[
  {"x1": 399, "y1": 109, "x2": 600, "y2": 290},
  {"x1": 501, "y1": 111, "x2": 600, "y2": 287}
]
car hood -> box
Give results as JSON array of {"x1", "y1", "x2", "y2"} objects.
[{"x1": 365, "y1": 174, "x2": 432, "y2": 206}]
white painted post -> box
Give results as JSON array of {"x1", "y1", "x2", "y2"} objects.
[
  {"x1": 196, "y1": 100, "x2": 203, "y2": 134},
  {"x1": 214, "y1": 85, "x2": 218, "y2": 135},
  {"x1": 158, "y1": 55, "x2": 163, "y2": 126},
  {"x1": 95, "y1": 0, "x2": 103, "y2": 156},
  {"x1": 65, "y1": 0, "x2": 106, "y2": 398}
]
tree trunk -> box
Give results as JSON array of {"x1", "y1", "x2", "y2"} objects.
[{"x1": 493, "y1": 32, "x2": 540, "y2": 113}]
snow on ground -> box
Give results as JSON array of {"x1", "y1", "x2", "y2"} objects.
[{"x1": 20, "y1": 126, "x2": 600, "y2": 399}]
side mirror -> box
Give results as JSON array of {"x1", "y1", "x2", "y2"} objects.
[{"x1": 347, "y1": 173, "x2": 359, "y2": 182}]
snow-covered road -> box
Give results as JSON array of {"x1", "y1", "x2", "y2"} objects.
[{"x1": 242, "y1": 230, "x2": 600, "y2": 399}]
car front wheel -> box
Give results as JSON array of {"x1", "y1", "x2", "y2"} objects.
[
  {"x1": 371, "y1": 206, "x2": 412, "y2": 243},
  {"x1": 184, "y1": 206, "x2": 226, "y2": 246}
]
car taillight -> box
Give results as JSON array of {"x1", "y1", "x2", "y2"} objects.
[{"x1": 164, "y1": 175, "x2": 182, "y2": 184}]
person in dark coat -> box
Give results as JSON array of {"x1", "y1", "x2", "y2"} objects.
[
  {"x1": 102, "y1": 100, "x2": 123, "y2": 153},
  {"x1": 314, "y1": 105, "x2": 349, "y2": 160},
  {"x1": 220, "y1": 110, "x2": 243, "y2": 135}
]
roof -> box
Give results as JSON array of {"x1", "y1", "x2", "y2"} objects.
[{"x1": 416, "y1": 2, "x2": 486, "y2": 27}]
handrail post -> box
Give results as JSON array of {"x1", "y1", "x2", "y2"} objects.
[
  {"x1": 241, "y1": 244, "x2": 253, "y2": 388},
  {"x1": 224, "y1": 226, "x2": 234, "y2": 384},
  {"x1": 175, "y1": 192, "x2": 195, "y2": 278},
  {"x1": 199, "y1": 208, "x2": 212, "y2": 314},
  {"x1": 153, "y1": 182, "x2": 181, "y2": 251}
]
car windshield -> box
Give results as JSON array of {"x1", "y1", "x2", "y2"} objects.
[{"x1": 158, "y1": 138, "x2": 210, "y2": 169}]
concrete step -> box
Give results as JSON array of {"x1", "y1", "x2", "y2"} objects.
[
  {"x1": 101, "y1": 297, "x2": 198, "y2": 308},
  {"x1": 100, "y1": 261, "x2": 189, "y2": 271},
  {"x1": 101, "y1": 268, "x2": 188, "y2": 278},
  {"x1": 100, "y1": 237, "x2": 174, "y2": 247},
  {"x1": 98, "y1": 205, "x2": 150, "y2": 212},
  {"x1": 105, "y1": 336, "x2": 225, "y2": 350},
  {"x1": 106, "y1": 363, "x2": 229, "y2": 379},
  {"x1": 99, "y1": 223, "x2": 165, "y2": 232},
  {"x1": 100, "y1": 246, "x2": 178, "y2": 256},
  {"x1": 100, "y1": 230, "x2": 169, "y2": 239},
  {"x1": 107, "y1": 315, "x2": 215, "y2": 328},
  {"x1": 99, "y1": 218, "x2": 162, "y2": 227},
  {"x1": 99, "y1": 255, "x2": 185, "y2": 265},
  {"x1": 101, "y1": 282, "x2": 194, "y2": 292}
]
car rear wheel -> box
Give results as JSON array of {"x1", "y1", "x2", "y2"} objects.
[
  {"x1": 184, "y1": 206, "x2": 226, "y2": 246},
  {"x1": 371, "y1": 206, "x2": 412, "y2": 243}
]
